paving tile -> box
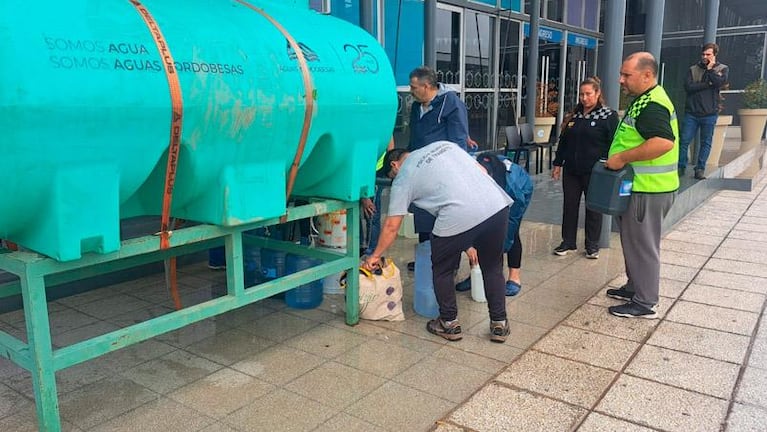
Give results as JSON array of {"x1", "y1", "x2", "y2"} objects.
[
  {"x1": 465, "y1": 316, "x2": 548, "y2": 350},
  {"x1": 725, "y1": 403, "x2": 767, "y2": 432},
  {"x1": 647, "y1": 321, "x2": 750, "y2": 364},
  {"x1": 52, "y1": 320, "x2": 120, "y2": 347},
  {"x1": 565, "y1": 303, "x2": 664, "y2": 342},
  {"x1": 285, "y1": 323, "x2": 369, "y2": 359},
  {"x1": 660, "y1": 263, "x2": 699, "y2": 283},
  {"x1": 682, "y1": 284, "x2": 765, "y2": 312},
  {"x1": 393, "y1": 356, "x2": 492, "y2": 403},
  {"x1": 88, "y1": 397, "x2": 214, "y2": 432},
  {"x1": 705, "y1": 258, "x2": 767, "y2": 278},
  {"x1": 577, "y1": 412, "x2": 656, "y2": 432},
  {"x1": 0, "y1": 383, "x2": 32, "y2": 418},
  {"x1": 518, "y1": 286, "x2": 592, "y2": 312},
  {"x1": 223, "y1": 388, "x2": 336, "y2": 432},
  {"x1": 625, "y1": 345, "x2": 740, "y2": 399},
  {"x1": 749, "y1": 335, "x2": 767, "y2": 370},
  {"x1": 742, "y1": 215, "x2": 767, "y2": 225},
  {"x1": 660, "y1": 250, "x2": 709, "y2": 269},
  {"x1": 720, "y1": 237, "x2": 766, "y2": 251},
  {"x1": 715, "y1": 247, "x2": 767, "y2": 265},
  {"x1": 433, "y1": 422, "x2": 468, "y2": 432},
  {"x1": 335, "y1": 338, "x2": 426, "y2": 379},
  {"x1": 59, "y1": 376, "x2": 159, "y2": 430},
  {"x1": 735, "y1": 367, "x2": 767, "y2": 408},
  {"x1": 728, "y1": 230, "x2": 767, "y2": 243},
  {"x1": 666, "y1": 301, "x2": 758, "y2": 336},
  {"x1": 735, "y1": 222, "x2": 767, "y2": 233},
  {"x1": 596, "y1": 375, "x2": 728, "y2": 432},
  {"x1": 238, "y1": 311, "x2": 317, "y2": 342},
  {"x1": 155, "y1": 319, "x2": 233, "y2": 348},
  {"x1": 285, "y1": 361, "x2": 386, "y2": 409},
  {"x1": 659, "y1": 240, "x2": 719, "y2": 258},
  {"x1": 664, "y1": 230, "x2": 724, "y2": 246},
  {"x1": 230, "y1": 345, "x2": 325, "y2": 386},
  {"x1": 313, "y1": 413, "x2": 387, "y2": 432},
  {"x1": 5, "y1": 357, "x2": 116, "y2": 399},
  {"x1": 347, "y1": 381, "x2": 453, "y2": 432},
  {"x1": 497, "y1": 351, "x2": 616, "y2": 408},
  {"x1": 507, "y1": 300, "x2": 572, "y2": 328},
  {"x1": 448, "y1": 383, "x2": 586, "y2": 432},
  {"x1": 69, "y1": 294, "x2": 154, "y2": 320},
  {"x1": 98, "y1": 339, "x2": 177, "y2": 373},
  {"x1": 120, "y1": 349, "x2": 223, "y2": 394},
  {"x1": 167, "y1": 368, "x2": 274, "y2": 419},
  {"x1": 55, "y1": 287, "x2": 120, "y2": 308},
  {"x1": 198, "y1": 423, "x2": 240, "y2": 432},
  {"x1": 106, "y1": 305, "x2": 176, "y2": 329},
  {"x1": 185, "y1": 328, "x2": 275, "y2": 365},
  {"x1": 431, "y1": 345, "x2": 507, "y2": 375},
  {"x1": 693, "y1": 269, "x2": 767, "y2": 294},
  {"x1": 672, "y1": 221, "x2": 732, "y2": 237},
  {"x1": 533, "y1": 326, "x2": 640, "y2": 371},
  {"x1": 0, "y1": 404, "x2": 82, "y2": 432},
  {"x1": 0, "y1": 356, "x2": 24, "y2": 380},
  {"x1": 48, "y1": 308, "x2": 100, "y2": 336}
]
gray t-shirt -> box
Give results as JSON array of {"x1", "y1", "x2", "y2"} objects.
[{"x1": 388, "y1": 141, "x2": 513, "y2": 237}]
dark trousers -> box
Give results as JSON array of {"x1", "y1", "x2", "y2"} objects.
[
  {"x1": 431, "y1": 207, "x2": 509, "y2": 322},
  {"x1": 562, "y1": 170, "x2": 602, "y2": 251},
  {"x1": 506, "y1": 231, "x2": 522, "y2": 269}
]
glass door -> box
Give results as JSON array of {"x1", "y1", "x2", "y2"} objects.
[{"x1": 564, "y1": 44, "x2": 595, "y2": 114}]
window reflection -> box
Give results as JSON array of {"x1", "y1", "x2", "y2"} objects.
[
  {"x1": 436, "y1": 8, "x2": 461, "y2": 85},
  {"x1": 464, "y1": 11, "x2": 495, "y2": 89}
]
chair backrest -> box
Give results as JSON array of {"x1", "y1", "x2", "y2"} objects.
[
  {"x1": 504, "y1": 126, "x2": 522, "y2": 150},
  {"x1": 519, "y1": 123, "x2": 535, "y2": 145}
]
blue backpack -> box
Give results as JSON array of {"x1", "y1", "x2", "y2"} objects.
[{"x1": 477, "y1": 153, "x2": 534, "y2": 251}]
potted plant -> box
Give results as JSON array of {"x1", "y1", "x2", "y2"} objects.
[{"x1": 738, "y1": 79, "x2": 767, "y2": 144}]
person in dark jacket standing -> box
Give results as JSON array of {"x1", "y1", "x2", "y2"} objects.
[
  {"x1": 551, "y1": 77, "x2": 619, "y2": 259},
  {"x1": 677, "y1": 43, "x2": 729, "y2": 180},
  {"x1": 408, "y1": 66, "x2": 470, "y2": 152}
]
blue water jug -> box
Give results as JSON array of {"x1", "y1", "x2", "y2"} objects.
[
  {"x1": 260, "y1": 249, "x2": 287, "y2": 281},
  {"x1": 208, "y1": 246, "x2": 226, "y2": 269},
  {"x1": 284, "y1": 254, "x2": 323, "y2": 309},
  {"x1": 414, "y1": 241, "x2": 439, "y2": 318},
  {"x1": 243, "y1": 246, "x2": 263, "y2": 287}
]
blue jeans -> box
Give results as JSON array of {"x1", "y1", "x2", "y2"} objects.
[
  {"x1": 362, "y1": 186, "x2": 382, "y2": 255},
  {"x1": 678, "y1": 113, "x2": 717, "y2": 171}
]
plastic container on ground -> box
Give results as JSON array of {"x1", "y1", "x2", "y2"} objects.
[
  {"x1": 470, "y1": 264, "x2": 486, "y2": 303},
  {"x1": 315, "y1": 211, "x2": 347, "y2": 248},
  {"x1": 413, "y1": 241, "x2": 439, "y2": 318},
  {"x1": 321, "y1": 246, "x2": 347, "y2": 294},
  {"x1": 284, "y1": 254, "x2": 323, "y2": 309}
]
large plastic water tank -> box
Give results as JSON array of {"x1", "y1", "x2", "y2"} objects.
[{"x1": 0, "y1": 0, "x2": 396, "y2": 261}]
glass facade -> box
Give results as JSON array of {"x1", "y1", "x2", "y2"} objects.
[{"x1": 315, "y1": 0, "x2": 766, "y2": 148}]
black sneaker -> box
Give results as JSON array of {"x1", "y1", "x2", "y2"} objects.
[
  {"x1": 585, "y1": 249, "x2": 599, "y2": 259},
  {"x1": 606, "y1": 286, "x2": 634, "y2": 301},
  {"x1": 694, "y1": 169, "x2": 706, "y2": 180},
  {"x1": 608, "y1": 301, "x2": 658, "y2": 319},
  {"x1": 426, "y1": 319, "x2": 462, "y2": 341},
  {"x1": 489, "y1": 320, "x2": 510, "y2": 343},
  {"x1": 553, "y1": 243, "x2": 577, "y2": 256},
  {"x1": 407, "y1": 261, "x2": 415, "y2": 272}
]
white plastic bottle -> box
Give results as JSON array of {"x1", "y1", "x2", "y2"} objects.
[{"x1": 470, "y1": 264, "x2": 486, "y2": 303}]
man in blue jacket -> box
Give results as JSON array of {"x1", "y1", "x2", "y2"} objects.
[{"x1": 407, "y1": 66, "x2": 470, "y2": 152}]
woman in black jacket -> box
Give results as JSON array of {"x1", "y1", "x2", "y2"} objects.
[{"x1": 551, "y1": 77, "x2": 619, "y2": 259}]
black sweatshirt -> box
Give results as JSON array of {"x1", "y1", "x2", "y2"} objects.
[{"x1": 554, "y1": 104, "x2": 619, "y2": 175}]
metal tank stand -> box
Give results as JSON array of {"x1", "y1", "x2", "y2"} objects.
[{"x1": 0, "y1": 198, "x2": 360, "y2": 432}]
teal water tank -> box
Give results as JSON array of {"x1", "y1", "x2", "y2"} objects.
[{"x1": 0, "y1": 0, "x2": 396, "y2": 261}]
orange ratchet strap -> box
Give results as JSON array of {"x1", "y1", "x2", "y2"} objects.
[
  {"x1": 129, "y1": 0, "x2": 183, "y2": 310},
  {"x1": 234, "y1": 0, "x2": 316, "y2": 217},
  {"x1": 129, "y1": 0, "x2": 184, "y2": 250}
]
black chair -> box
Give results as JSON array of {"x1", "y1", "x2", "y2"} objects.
[
  {"x1": 504, "y1": 126, "x2": 538, "y2": 174},
  {"x1": 518, "y1": 123, "x2": 543, "y2": 174}
]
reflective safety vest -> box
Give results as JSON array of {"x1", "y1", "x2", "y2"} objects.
[
  {"x1": 609, "y1": 85, "x2": 679, "y2": 193},
  {"x1": 375, "y1": 152, "x2": 386, "y2": 171}
]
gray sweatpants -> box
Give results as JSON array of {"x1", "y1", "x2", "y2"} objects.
[{"x1": 618, "y1": 192, "x2": 676, "y2": 309}]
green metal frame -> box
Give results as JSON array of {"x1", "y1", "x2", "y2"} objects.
[{"x1": 0, "y1": 198, "x2": 360, "y2": 432}]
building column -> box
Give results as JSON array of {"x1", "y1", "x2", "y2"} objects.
[
  {"x1": 424, "y1": 0, "x2": 437, "y2": 68},
  {"x1": 360, "y1": 0, "x2": 375, "y2": 36},
  {"x1": 597, "y1": 0, "x2": 627, "y2": 249},
  {"x1": 645, "y1": 0, "x2": 665, "y2": 60},
  {"x1": 704, "y1": 0, "x2": 720, "y2": 43},
  {"x1": 525, "y1": 0, "x2": 541, "y2": 126}
]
